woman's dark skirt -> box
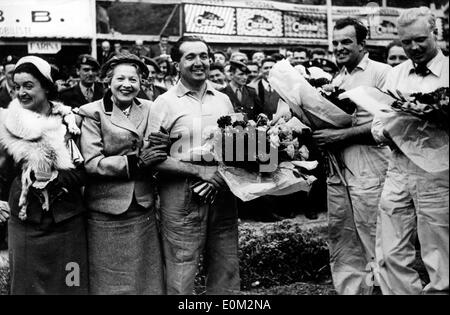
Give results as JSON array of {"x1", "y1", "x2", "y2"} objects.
[{"x1": 8, "y1": 212, "x2": 88, "y2": 295}]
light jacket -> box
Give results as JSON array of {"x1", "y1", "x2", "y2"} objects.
[{"x1": 78, "y1": 90, "x2": 155, "y2": 214}]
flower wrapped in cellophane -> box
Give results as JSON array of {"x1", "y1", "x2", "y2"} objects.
[
  {"x1": 340, "y1": 86, "x2": 449, "y2": 173},
  {"x1": 188, "y1": 113, "x2": 318, "y2": 202},
  {"x1": 269, "y1": 59, "x2": 354, "y2": 130}
]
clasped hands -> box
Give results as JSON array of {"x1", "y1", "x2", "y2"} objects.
[{"x1": 137, "y1": 128, "x2": 171, "y2": 168}]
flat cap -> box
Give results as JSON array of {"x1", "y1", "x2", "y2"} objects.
[
  {"x1": 230, "y1": 60, "x2": 250, "y2": 74},
  {"x1": 77, "y1": 54, "x2": 100, "y2": 70},
  {"x1": 101, "y1": 52, "x2": 149, "y2": 79}
]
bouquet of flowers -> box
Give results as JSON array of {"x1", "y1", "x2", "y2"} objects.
[
  {"x1": 388, "y1": 87, "x2": 449, "y2": 130},
  {"x1": 269, "y1": 59, "x2": 354, "y2": 130},
  {"x1": 189, "y1": 113, "x2": 318, "y2": 202},
  {"x1": 269, "y1": 60, "x2": 356, "y2": 185},
  {"x1": 340, "y1": 86, "x2": 449, "y2": 173}
]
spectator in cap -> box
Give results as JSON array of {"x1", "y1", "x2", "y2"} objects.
[
  {"x1": 0, "y1": 55, "x2": 88, "y2": 294},
  {"x1": 138, "y1": 56, "x2": 167, "y2": 101},
  {"x1": 0, "y1": 55, "x2": 19, "y2": 108},
  {"x1": 78, "y1": 52, "x2": 167, "y2": 294},
  {"x1": 220, "y1": 60, "x2": 262, "y2": 121},
  {"x1": 208, "y1": 62, "x2": 227, "y2": 90},
  {"x1": 230, "y1": 51, "x2": 249, "y2": 64},
  {"x1": 59, "y1": 54, "x2": 104, "y2": 109}
]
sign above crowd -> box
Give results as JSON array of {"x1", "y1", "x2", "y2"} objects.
[
  {"x1": 0, "y1": 0, "x2": 93, "y2": 38},
  {"x1": 183, "y1": 1, "x2": 415, "y2": 42}
]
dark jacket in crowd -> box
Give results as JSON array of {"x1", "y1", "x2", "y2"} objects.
[
  {"x1": 220, "y1": 85, "x2": 262, "y2": 121},
  {"x1": 0, "y1": 85, "x2": 12, "y2": 109},
  {"x1": 59, "y1": 82, "x2": 105, "y2": 108}
]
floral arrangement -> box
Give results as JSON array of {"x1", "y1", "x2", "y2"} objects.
[
  {"x1": 190, "y1": 113, "x2": 318, "y2": 203},
  {"x1": 389, "y1": 87, "x2": 449, "y2": 130}
]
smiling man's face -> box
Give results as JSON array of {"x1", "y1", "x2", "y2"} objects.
[
  {"x1": 398, "y1": 17, "x2": 438, "y2": 66},
  {"x1": 178, "y1": 41, "x2": 210, "y2": 86}
]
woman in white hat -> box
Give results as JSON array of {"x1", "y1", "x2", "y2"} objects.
[
  {"x1": 78, "y1": 53, "x2": 168, "y2": 294},
  {"x1": 0, "y1": 56, "x2": 88, "y2": 294}
]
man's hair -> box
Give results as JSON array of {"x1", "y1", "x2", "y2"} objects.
[
  {"x1": 170, "y1": 35, "x2": 211, "y2": 63},
  {"x1": 311, "y1": 48, "x2": 326, "y2": 57},
  {"x1": 260, "y1": 57, "x2": 276, "y2": 67},
  {"x1": 334, "y1": 17, "x2": 368, "y2": 44},
  {"x1": 398, "y1": 6, "x2": 436, "y2": 31},
  {"x1": 210, "y1": 62, "x2": 224, "y2": 73},
  {"x1": 270, "y1": 52, "x2": 285, "y2": 61},
  {"x1": 293, "y1": 46, "x2": 310, "y2": 56}
]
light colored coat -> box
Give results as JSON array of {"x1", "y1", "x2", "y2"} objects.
[{"x1": 78, "y1": 92, "x2": 155, "y2": 214}]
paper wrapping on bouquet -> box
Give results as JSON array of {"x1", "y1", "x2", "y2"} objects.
[
  {"x1": 382, "y1": 112, "x2": 449, "y2": 173},
  {"x1": 341, "y1": 86, "x2": 449, "y2": 173},
  {"x1": 218, "y1": 165, "x2": 317, "y2": 202},
  {"x1": 268, "y1": 59, "x2": 353, "y2": 129}
]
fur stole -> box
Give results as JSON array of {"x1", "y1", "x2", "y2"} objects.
[
  {"x1": 0, "y1": 98, "x2": 79, "y2": 173},
  {"x1": 0, "y1": 99, "x2": 81, "y2": 220}
]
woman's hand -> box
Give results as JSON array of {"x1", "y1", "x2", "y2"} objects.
[{"x1": 0, "y1": 201, "x2": 10, "y2": 223}]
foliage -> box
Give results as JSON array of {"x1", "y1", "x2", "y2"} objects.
[{"x1": 238, "y1": 220, "x2": 331, "y2": 290}]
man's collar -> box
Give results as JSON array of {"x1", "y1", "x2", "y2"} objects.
[
  {"x1": 339, "y1": 53, "x2": 369, "y2": 75},
  {"x1": 409, "y1": 50, "x2": 445, "y2": 77},
  {"x1": 79, "y1": 82, "x2": 94, "y2": 92},
  {"x1": 229, "y1": 81, "x2": 242, "y2": 92},
  {"x1": 175, "y1": 80, "x2": 217, "y2": 98}
]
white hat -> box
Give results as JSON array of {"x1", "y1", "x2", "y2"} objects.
[{"x1": 15, "y1": 56, "x2": 53, "y2": 83}]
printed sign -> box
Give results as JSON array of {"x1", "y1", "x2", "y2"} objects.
[
  {"x1": 27, "y1": 41, "x2": 61, "y2": 54},
  {"x1": 284, "y1": 10, "x2": 327, "y2": 39},
  {"x1": 0, "y1": 0, "x2": 93, "y2": 38},
  {"x1": 185, "y1": 4, "x2": 235, "y2": 35},
  {"x1": 236, "y1": 9, "x2": 283, "y2": 37}
]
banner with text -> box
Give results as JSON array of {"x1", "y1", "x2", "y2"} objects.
[{"x1": 0, "y1": 0, "x2": 93, "y2": 38}]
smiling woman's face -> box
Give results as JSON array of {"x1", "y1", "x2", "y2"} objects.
[
  {"x1": 110, "y1": 63, "x2": 140, "y2": 107},
  {"x1": 13, "y1": 72, "x2": 48, "y2": 112}
]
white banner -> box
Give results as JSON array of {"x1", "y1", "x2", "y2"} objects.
[{"x1": 0, "y1": 0, "x2": 94, "y2": 38}]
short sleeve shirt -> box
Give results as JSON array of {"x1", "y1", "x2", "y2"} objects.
[{"x1": 149, "y1": 81, "x2": 234, "y2": 160}]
